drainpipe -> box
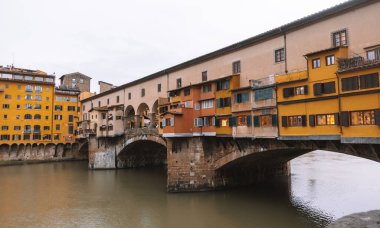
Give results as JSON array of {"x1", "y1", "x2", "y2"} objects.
[
  {"x1": 284, "y1": 32, "x2": 288, "y2": 74},
  {"x1": 336, "y1": 72, "x2": 343, "y2": 134}
]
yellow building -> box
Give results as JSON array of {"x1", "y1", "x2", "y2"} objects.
[
  {"x1": 53, "y1": 87, "x2": 80, "y2": 143},
  {"x1": 215, "y1": 74, "x2": 240, "y2": 136},
  {"x1": 0, "y1": 66, "x2": 80, "y2": 145},
  {"x1": 337, "y1": 52, "x2": 380, "y2": 143},
  {"x1": 276, "y1": 47, "x2": 348, "y2": 140}
]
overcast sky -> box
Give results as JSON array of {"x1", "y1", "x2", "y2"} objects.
[{"x1": 1, "y1": 0, "x2": 346, "y2": 92}]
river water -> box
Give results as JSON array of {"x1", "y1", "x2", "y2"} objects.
[{"x1": 1, "y1": 150, "x2": 380, "y2": 228}]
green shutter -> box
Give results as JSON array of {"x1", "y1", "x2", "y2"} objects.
[
  {"x1": 253, "y1": 116, "x2": 260, "y2": 127},
  {"x1": 229, "y1": 117, "x2": 237, "y2": 127},
  {"x1": 246, "y1": 115, "x2": 252, "y2": 127},
  {"x1": 282, "y1": 116, "x2": 288, "y2": 127},
  {"x1": 215, "y1": 118, "x2": 220, "y2": 127},
  {"x1": 271, "y1": 114, "x2": 278, "y2": 126}
]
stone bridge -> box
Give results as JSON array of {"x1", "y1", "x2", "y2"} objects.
[{"x1": 88, "y1": 130, "x2": 380, "y2": 192}]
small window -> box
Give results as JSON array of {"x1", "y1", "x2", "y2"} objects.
[
  {"x1": 107, "y1": 99, "x2": 109, "y2": 105},
  {"x1": 275, "y1": 48, "x2": 285, "y2": 63},
  {"x1": 326, "y1": 55, "x2": 335, "y2": 66},
  {"x1": 202, "y1": 84, "x2": 212, "y2": 93},
  {"x1": 312, "y1": 58, "x2": 321, "y2": 68},
  {"x1": 342, "y1": 76, "x2": 359, "y2": 92},
  {"x1": 128, "y1": 92, "x2": 131, "y2": 100},
  {"x1": 176, "y1": 78, "x2": 182, "y2": 89},
  {"x1": 56, "y1": 124, "x2": 60, "y2": 130},
  {"x1": 116, "y1": 96, "x2": 120, "y2": 103},
  {"x1": 141, "y1": 88, "x2": 145, "y2": 97},
  {"x1": 202, "y1": 71, "x2": 207, "y2": 82},
  {"x1": 316, "y1": 114, "x2": 337, "y2": 125},
  {"x1": 295, "y1": 86, "x2": 308, "y2": 95},
  {"x1": 2, "y1": 104, "x2": 10, "y2": 109},
  {"x1": 98, "y1": 101, "x2": 101, "y2": 107},
  {"x1": 232, "y1": 61, "x2": 241, "y2": 74},
  {"x1": 332, "y1": 29, "x2": 347, "y2": 47},
  {"x1": 157, "y1": 84, "x2": 161, "y2": 92},
  {"x1": 184, "y1": 88, "x2": 190, "y2": 96},
  {"x1": 367, "y1": 48, "x2": 380, "y2": 61},
  {"x1": 360, "y1": 73, "x2": 379, "y2": 89},
  {"x1": 351, "y1": 110, "x2": 375, "y2": 125},
  {"x1": 80, "y1": 78, "x2": 84, "y2": 84}
]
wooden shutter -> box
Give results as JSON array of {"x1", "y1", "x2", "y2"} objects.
[
  {"x1": 313, "y1": 83, "x2": 322, "y2": 96},
  {"x1": 272, "y1": 114, "x2": 278, "y2": 126},
  {"x1": 229, "y1": 117, "x2": 236, "y2": 127},
  {"x1": 309, "y1": 115, "x2": 315, "y2": 127},
  {"x1": 246, "y1": 115, "x2": 252, "y2": 127},
  {"x1": 340, "y1": 111, "x2": 349, "y2": 127},
  {"x1": 281, "y1": 116, "x2": 288, "y2": 127},
  {"x1": 215, "y1": 118, "x2": 220, "y2": 127},
  {"x1": 375, "y1": 109, "x2": 380, "y2": 126},
  {"x1": 334, "y1": 113, "x2": 340, "y2": 125},
  {"x1": 253, "y1": 116, "x2": 260, "y2": 127},
  {"x1": 283, "y1": 88, "x2": 293, "y2": 98},
  {"x1": 301, "y1": 115, "x2": 307, "y2": 126},
  {"x1": 304, "y1": 85, "x2": 309, "y2": 95}
]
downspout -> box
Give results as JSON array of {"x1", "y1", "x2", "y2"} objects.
[
  {"x1": 336, "y1": 72, "x2": 343, "y2": 135},
  {"x1": 284, "y1": 32, "x2": 288, "y2": 74}
]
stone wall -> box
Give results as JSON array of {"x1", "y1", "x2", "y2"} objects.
[{"x1": 0, "y1": 142, "x2": 88, "y2": 163}]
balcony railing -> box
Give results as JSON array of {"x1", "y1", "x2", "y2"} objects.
[
  {"x1": 251, "y1": 75, "x2": 275, "y2": 88},
  {"x1": 338, "y1": 56, "x2": 380, "y2": 72}
]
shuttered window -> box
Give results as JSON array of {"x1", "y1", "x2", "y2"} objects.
[
  {"x1": 281, "y1": 116, "x2": 288, "y2": 127},
  {"x1": 309, "y1": 115, "x2": 315, "y2": 127},
  {"x1": 359, "y1": 73, "x2": 379, "y2": 89},
  {"x1": 246, "y1": 115, "x2": 252, "y2": 127},
  {"x1": 283, "y1": 88, "x2": 294, "y2": 98},
  {"x1": 342, "y1": 76, "x2": 359, "y2": 92},
  {"x1": 340, "y1": 111, "x2": 349, "y2": 127},
  {"x1": 235, "y1": 92, "x2": 250, "y2": 103},
  {"x1": 216, "y1": 97, "x2": 231, "y2": 108},
  {"x1": 272, "y1": 115, "x2": 278, "y2": 126},
  {"x1": 229, "y1": 117, "x2": 237, "y2": 127},
  {"x1": 253, "y1": 116, "x2": 260, "y2": 127},
  {"x1": 314, "y1": 81, "x2": 335, "y2": 95}
]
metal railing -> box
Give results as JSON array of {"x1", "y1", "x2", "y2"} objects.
[{"x1": 338, "y1": 56, "x2": 380, "y2": 72}]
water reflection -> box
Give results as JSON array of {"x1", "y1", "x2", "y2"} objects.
[{"x1": 0, "y1": 150, "x2": 379, "y2": 227}]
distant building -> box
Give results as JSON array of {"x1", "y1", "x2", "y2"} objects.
[
  {"x1": 59, "y1": 72, "x2": 91, "y2": 93},
  {"x1": 0, "y1": 65, "x2": 80, "y2": 144},
  {"x1": 99, "y1": 81, "x2": 116, "y2": 93}
]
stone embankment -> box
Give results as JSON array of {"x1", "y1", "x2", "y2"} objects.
[{"x1": 327, "y1": 210, "x2": 380, "y2": 228}]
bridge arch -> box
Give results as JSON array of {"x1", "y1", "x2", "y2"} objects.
[
  {"x1": 137, "y1": 103, "x2": 150, "y2": 128},
  {"x1": 117, "y1": 134, "x2": 167, "y2": 168},
  {"x1": 212, "y1": 139, "x2": 380, "y2": 187},
  {"x1": 125, "y1": 105, "x2": 136, "y2": 129}
]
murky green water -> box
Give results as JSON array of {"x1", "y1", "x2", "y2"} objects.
[{"x1": 1, "y1": 150, "x2": 380, "y2": 228}]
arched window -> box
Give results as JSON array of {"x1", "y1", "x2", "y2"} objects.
[
  {"x1": 24, "y1": 114, "x2": 32, "y2": 120},
  {"x1": 25, "y1": 104, "x2": 32, "y2": 109},
  {"x1": 34, "y1": 104, "x2": 42, "y2": 110},
  {"x1": 34, "y1": 114, "x2": 41, "y2": 120}
]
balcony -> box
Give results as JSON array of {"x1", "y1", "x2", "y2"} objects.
[
  {"x1": 338, "y1": 56, "x2": 380, "y2": 72},
  {"x1": 251, "y1": 75, "x2": 275, "y2": 88},
  {"x1": 275, "y1": 70, "x2": 308, "y2": 84}
]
